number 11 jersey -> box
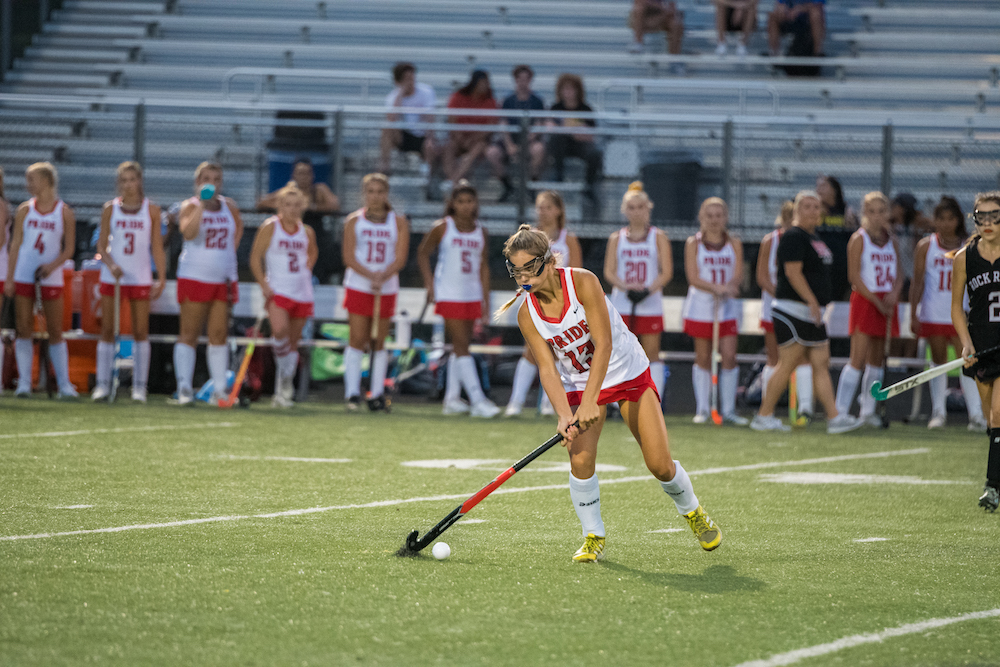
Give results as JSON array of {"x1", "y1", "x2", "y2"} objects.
[{"x1": 100, "y1": 197, "x2": 152, "y2": 286}]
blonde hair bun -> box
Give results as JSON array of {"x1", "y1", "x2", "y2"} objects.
[{"x1": 628, "y1": 181, "x2": 644, "y2": 192}]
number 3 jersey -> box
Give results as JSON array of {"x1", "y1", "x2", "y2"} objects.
[
  {"x1": 13, "y1": 198, "x2": 65, "y2": 288},
  {"x1": 343, "y1": 209, "x2": 399, "y2": 296},
  {"x1": 265, "y1": 217, "x2": 314, "y2": 304},
  {"x1": 525, "y1": 268, "x2": 648, "y2": 393},
  {"x1": 100, "y1": 197, "x2": 153, "y2": 286},
  {"x1": 177, "y1": 196, "x2": 237, "y2": 285}
]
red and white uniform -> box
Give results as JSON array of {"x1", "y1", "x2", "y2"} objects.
[
  {"x1": 526, "y1": 268, "x2": 653, "y2": 406},
  {"x1": 609, "y1": 227, "x2": 663, "y2": 335},
  {"x1": 13, "y1": 198, "x2": 65, "y2": 299},
  {"x1": 343, "y1": 209, "x2": 398, "y2": 319},
  {"x1": 433, "y1": 216, "x2": 485, "y2": 320},
  {"x1": 100, "y1": 197, "x2": 153, "y2": 300},
  {"x1": 916, "y1": 233, "x2": 958, "y2": 338},
  {"x1": 848, "y1": 228, "x2": 899, "y2": 337},
  {"x1": 176, "y1": 197, "x2": 238, "y2": 303},
  {"x1": 0, "y1": 204, "x2": 11, "y2": 292},
  {"x1": 550, "y1": 228, "x2": 571, "y2": 269},
  {"x1": 759, "y1": 229, "x2": 781, "y2": 333},
  {"x1": 682, "y1": 233, "x2": 739, "y2": 338},
  {"x1": 266, "y1": 217, "x2": 314, "y2": 319}
]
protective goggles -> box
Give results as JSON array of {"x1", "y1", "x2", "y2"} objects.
[
  {"x1": 973, "y1": 209, "x2": 1000, "y2": 226},
  {"x1": 505, "y1": 251, "x2": 551, "y2": 279}
]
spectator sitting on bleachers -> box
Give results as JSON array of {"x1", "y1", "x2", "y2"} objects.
[
  {"x1": 442, "y1": 70, "x2": 499, "y2": 191},
  {"x1": 485, "y1": 64, "x2": 547, "y2": 203},
  {"x1": 379, "y1": 62, "x2": 439, "y2": 176},
  {"x1": 548, "y1": 74, "x2": 602, "y2": 204},
  {"x1": 713, "y1": 0, "x2": 758, "y2": 57},
  {"x1": 628, "y1": 0, "x2": 684, "y2": 57},
  {"x1": 768, "y1": 0, "x2": 825, "y2": 57}
]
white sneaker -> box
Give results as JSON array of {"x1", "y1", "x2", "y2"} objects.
[
  {"x1": 442, "y1": 398, "x2": 470, "y2": 415},
  {"x1": 14, "y1": 383, "x2": 30, "y2": 398},
  {"x1": 928, "y1": 414, "x2": 946, "y2": 429},
  {"x1": 271, "y1": 393, "x2": 293, "y2": 409},
  {"x1": 539, "y1": 400, "x2": 555, "y2": 417},
  {"x1": 281, "y1": 375, "x2": 295, "y2": 403},
  {"x1": 692, "y1": 413, "x2": 709, "y2": 424},
  {"x1": 827, "y1": 413, "x2": 864, "y2": 434},
  {"x1": 91, "y1": 385, "x2": 110, "y2": 402},
  {"x1": 210, "y1": 391, "x2": 228, "y2": 407},
  {"x1": 715, "y1": 42, "x2": 728, "y2": 56},
  {"x1": 170, "y1": 387, "x2": 194, "y2": 406},
  {"x1": 736, "y1": 43, "x2": 748, "y2": 58},
  {"x1": 861, "y1": 414, "x2": 883, "y2": 428},
  {"x1": 627, "y1": 41, "x2": 644, "y2": 54},
  {"x1": 57, "y1": 385, "x2": 79, "y2": 400},
  {"x1": 750, "y1": 414, "x2": 791, "y2": 432},
  {"x1": 969, "y1": 418, "x2": 989, "y2": 432},
  {"x1": 723, "y1": 413, "x2": 749, "y2": 426},
  {"x1": 131, "y1": 387, "x2": 147, "y2": 403},
  {"x1": 504, "y1": 403, "x2": 523, "y2": 417},
  {"x1": 470, "y1": 399, "x2": 501, "y2": 418}
]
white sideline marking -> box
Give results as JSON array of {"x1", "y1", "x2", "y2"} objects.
[
  {"x1": 53, "y1": 505, "x2": 92, "y2": 510},
  {"x1": 0, "y1": 448, "x2": 929, "y2": 542},
  {"x1": 0, "y1": 423, "x2": 237, "y2": 440},
  {"x1": 760, "y1": 472, "x2": 970, "y2": 486},
  {"x1": 457, "y1": 519, "x2": 487, "y2": 525},
  {"x1": 402, "y1": 459, "x2": 506, "y2": 469},
  {"x1": 401, "y1": 459, "x2": 626, "y2": 473},
  {"x1": 732, "y1": 608, "x2": 1000, "y2": 667},
  {"x1": 217, "y1": 455, "x2": 352, "y2": 464},
  {"x1": 648, "y1": 528, "x2": 685, "y2": 534},
  {"x1": 854, "y1": 537, "x2": 888, "y2": 543}
]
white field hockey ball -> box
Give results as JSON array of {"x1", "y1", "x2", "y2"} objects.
[{"x1": 432, "y1": 542, "x2": 451, "y2": 560}]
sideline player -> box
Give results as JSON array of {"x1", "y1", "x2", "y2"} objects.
[
  {"x1": 173, "y1": 162, "x2": 243, "y2": 405},
  {"x1": 504, "y1": 190, "x2": 582, "y2": 417},
  {"x1": 4, "y1": 162, "x2": 78, "y2": 398},
  {"x1": 951, "y1": 191, "x2": 1000, "y2": 511},
  {"x1": 497, "y1": 224, "x2": 721, "y2": 561},
  {"x1": 910, "y1": 196, "x2": 985, "y2": 430},
  {"x1": 340, "y1": 173, "x2": 409, "y2": 411},
  {"x1": 604, "y1": 182, "x2": 672, "y2": 404},
  {"x1": 93, "y1": 161, "x2": 166, "y2": 402},
  {"x1": 834, "y1": 192, "x2": 902, "y2": 425},
  {"x1": 250, "y1": 182, "x2": 318, "y2": 408},
  {"x1": 682, "y1": 197, "x2": 745, "y2": 424},
  {"x1": 0, "y1": 168, "x2": 11, "y2": 392},
  {"x1": 417, "y1": 180, "x2": 499, "y2": 418}
]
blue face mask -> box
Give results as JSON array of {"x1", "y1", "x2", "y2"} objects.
[{"x1": 521, "y1": 284, "x2": 533, "y2": 292}]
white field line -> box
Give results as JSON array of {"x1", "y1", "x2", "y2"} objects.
[
  {"x1": 217, "y1": 455, "x2": 352, "y2": 464},
  {"x1": 853, "y1": 537, "x2": 888, "y2": 543},
  {"x1": 732, "y1": 608, "x2": 1000, "y2": 667},
  {"x1": 648, "y1": 528, "x2": 685, "y2": 534},
  {"x1": 760, "y1": 472, "x2": 970, "y2": 485},
  {"x1": 0, "y1": 423, "x2": 237, "y2": 440},
  {"x1": 0, "y1": 447, "x2": 929, "y2": 542}
]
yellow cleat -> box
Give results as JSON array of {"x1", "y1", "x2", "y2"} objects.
[
  {"x1": 684, "y1": 505, "x2": 722, "y2": 551},
  {"x1": 572, "y1": 533, "x2": 605, "y2": 562}
]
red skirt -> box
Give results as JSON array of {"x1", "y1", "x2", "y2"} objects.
[
  {"x1": 683, "y1": 318, "x2": 738, "y2": 339},
  {"x1": 620, "y1": 313, "x2": 663, "y2": 335},
  {"x1": 435, "y1": 300, "x2": 482, "y2": 321},
  {"x1": 565, "y1": 368, "x2": 659, "y2": 407},
  {"x1": 14, "y1": 282, "x2": 62, "y2": 300},
  {"x1": 274, "y1": 294, "x2": 314, "y2": 319},
  {"x1": 100, "y1": 282, "x2": 151, "y2": 300},
  {"x1": 917, "y1": 321, "x2": 957, "y2": 338},
  {"x1": 848, "y1": 291, "x2": 898, "y2": 337},
  {"x1": 177, "y1": 278, "x2": 238, "y2": 304},
  {"x1": 343, "y1": 288, "x2": 395, "y2": 319}
]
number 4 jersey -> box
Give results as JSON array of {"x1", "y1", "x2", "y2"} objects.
[
  {"x1": 13, "y1": 198, "x2": 65, "y2": 288},
  {"x1": 177, "y1": 196, "x2": 237, "y2": 285},
  {"x1": 100, "y1": 197, "x2": 153, "y2": 286},
  {"x1": 343, "y1": 209, "x2": 399, "y2": 296},
  {"x1": 524, "y1": 268, "x2": 648, "y2": 393},
  {"x1": 265, "y1": 217, "x2": 314, "y2": 305}
]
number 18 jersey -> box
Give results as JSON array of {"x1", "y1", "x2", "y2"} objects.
[
  {"x1": 177, "y1": 197, "x2": 237, "y2": 285},
  {"x1": 100, "y1": 197, "x2": 153, "y2": 286}
]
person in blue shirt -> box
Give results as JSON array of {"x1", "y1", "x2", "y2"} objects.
[
  {"x1": 768, "y1": 0, "x2": 825, "y2": 57},
  {"x1": 485, "y1": 65, "x2": 547, "y2": 203}
]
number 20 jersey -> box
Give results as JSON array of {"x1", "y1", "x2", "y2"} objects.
[
  {"x1": 525, "y1": 268, "x2": 648, "y2": 393},
  {"x1": 100, "y1": 197, "x2": 152, "y2": 286},
  {"x1": 609, "y1": 227, "x2": 662, "y2": 317},
  {"x1": 177, "y1": 196, "x2": 237, "y2": 285}
]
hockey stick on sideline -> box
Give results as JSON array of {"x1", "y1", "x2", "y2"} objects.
[
  {"x1": 710, "y1": 297, "x2": 722, "y2": 426},
  {"x1": 219, "y1": 307, "x2": 267, "y2": 409},
  {"x1": 877, "y1": 311, "x2": 893, "y2": 428},
  {"x1": 870, "y1": 342, "x2": 1000, "y2": 401},
  {"x1": 34, "y1": 269, "x2": 54, "y2": 398},
  {"x1": 109, "y1": 278, "x2": 121, "y2": 403}
]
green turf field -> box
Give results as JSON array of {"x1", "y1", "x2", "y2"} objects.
[{"x1": 1, "y1": 397, "x2": 998, "y2": 666}]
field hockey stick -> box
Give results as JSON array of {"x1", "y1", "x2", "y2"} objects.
[
  {"x1": 34, "y1": 268, "x2": 53, "y2": 398},
  {"x1": 877, "y1": 311, "x2": 893, "y2": 428},
  {"x1": 904, "y1": 337, "x2": 928, "y2": 423},
  {"x1": 788, "y1": 367, "x2": 797, "y2": 423},
  {"x1": 870, "y1": 342, "x2": 1000, "y2": 401},
  {"x1": 386, "y1": 299, "x2": 431, "y2": 397},
  {"x1": 369, "y1": 289, "x2": 382, "y2": 397},
  {"x1": 398, "y1": 424, "x2": 575, "y2": 557},
  {"x1": 219, "y1": 306, "x2": 267, "y2": 409},
  {"x1": 109, "y1": 278, "x2": 121, "y2": 403},
  {"x1": 710, "y1": 297, "x2": 722, "y2": 426}
]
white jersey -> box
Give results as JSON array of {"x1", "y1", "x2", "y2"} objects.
[
  {"x1": 682, "y1": 232, "x2": 739, "y2": 323},
  {"x1": 265, "y1": 217, "x2": 314, "y2": 304},
  {"x1": 609, "y1": 227, "x2": 663, "y2": 317},
  {"x1": 100, "y1": 197, "x2": 153, "y2": 286},
  {"x1": 176, "y1": 197, "x2": 238, "y2": 284},
  {"x1": 0, "y1": 201, "x2": 11, "y2": 283},
  {"x1": 524, "y1": 268, "x2": 648, "y2": 393},
  {"x1": 760, "y1": 229, "x2": 781, "y2": 324},
  {"x1": 433, "y1": 216, "x2": 485, "y2": 303},
  {"x1": 343, "y1": 209, "x2": 400, "y2": 295},
  {"x1": 917, "y1": 233, "x2": 956, "y2": 325},
  {"x1": 13, "y1": 198, "x2": 65, "y2": 288},
  {"x1": 549, "y1": 227, "x2": 571, "y2": 268},
  {"x1": 858, "y1": 228, "x2": 897, "y2": 294}
]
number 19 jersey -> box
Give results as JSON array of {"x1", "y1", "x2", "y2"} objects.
[
  {"x1": 177, "y1": 197, "x2": 237, "y2": 285},
  {"x1": 100, "y1": 197, "x2": 153, "y2": 286},
  {"x1": 343, "y1": 209, "x2": 399, "y2": 296}
]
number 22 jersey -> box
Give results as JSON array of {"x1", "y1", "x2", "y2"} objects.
[
  {"x1": 177, "y1": 197, "x2": 237, "y2": 285},
  {"x1": 524, "y1": 268, "x2": 648, "y2": 393}
]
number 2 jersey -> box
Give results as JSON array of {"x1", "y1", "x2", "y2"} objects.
[
  {"x1": 176, "y1": 196, "x2": 237, "y2": 285},
  {"x1": 963, "y1": 236, "x2": 1000, "y2": 353},
  {"x1": 343, "y1": 209, "x2": 399, "y2": 296},
  {"x1": 100, "y1": 197, "x2": 153, "y2": 286},
  {"x1": 13, "y1": 198, "x2": 65, "y2": 288},
  {"x1": 265, "y1": 217, "x2": 314, "y2": 304},
  {"x1": 524, "y1": 268, "x2": 648, "y2": 393}
]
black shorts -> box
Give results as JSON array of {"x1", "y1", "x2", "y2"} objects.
[
  {"x1": 724, "y1": 6, "x2": 753, "y2": 32},
  {"x1": 773, "y1": 308, "x2": 828, "y2": 347},
  {"x1": 963, "y1": 325, "x2": 1000, "y2": 383},
  {"x1": 399, "y1": 130, "x2": 425, "y2": 154}
]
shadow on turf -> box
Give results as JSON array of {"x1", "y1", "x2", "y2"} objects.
[{"x1": 601, "y1": 562, "x2": 766, "y2": 594}]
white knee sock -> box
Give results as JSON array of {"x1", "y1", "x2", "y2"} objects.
[
  {"x1": 835, "y1": 364, "x2": 862, "y2": 416},
  {"x1": 507, "y1": 357, "x2": 537, "y2": 409},
  {"x1": 539, "y1": 391, "x2": 553, "y2": 413},
  {"x1": 795, "y1": 364, "x2": 814, "y2": 414},
  {"x1": 720, "y1": 367, "x2": 739, "y2": 416},
  {"x1": 761, "y1": 364, "x2": 775, "y2": 402},
  {"x1": 660, "y1": 460, "x2": 700, "y2": 515},
  {"x1": 49, "y1": 341, "x2": 72, "y2": 391},
  {"x1": 282, "y1": 350, "x2": 299, "y2": 380},
  {"x1": 96, "y1": 341, "x2": 114, "y2": 390},
  {"x1": 569, "y1": 472, "x2": 605, "y2": 537},
  {"x1": 133, "y1": 341, "x2": 150, "y2": 391},
  {"x1": 650, "y1": 361, "x2": 665, "y2": 402},
  {"x1": 859, "y1": 364, "x2": 882, "y2": 418},
  {"x1": 173, "y1": 343, "x2": 195, "y2": 393},
  {"x1": 929, "y1": 368, "x2": 948, "y2": 418},
  {"x1": 207, "y1": 345, "x2": 229, "y2": 396},
  {"x1": 693, "y1": 365, "x2": 710, "y2": 416},
  {"x1": 370, "y1": 350, "x2": 388, "y2": 398},
  {"x1": 960, "y1": 374, "x2": 985, "y2": 422},
  {"x1": 15, "y1": 338, "x2": 33, "y2": 392},
  {"x1": 344, "y1": 346, "x2": 363, "y2": 399},
  {"x1": 445, "y1": 353, "x2": 461, "y2": 403},
  {"x1": 456, "y1": 355, "x2": 486, "y2": 404}
]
